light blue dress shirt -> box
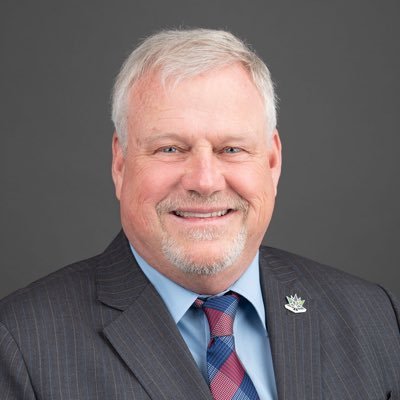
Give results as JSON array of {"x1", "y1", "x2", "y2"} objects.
[{"x1": 130, "y1": 245, "x2": 277, "y2": 400}]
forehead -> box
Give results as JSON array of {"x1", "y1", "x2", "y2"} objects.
[
  {"x1": 126, "y1": 63, "x2": 266, "y2": 138},
  {"x1": 130, "y1": 63, "x2": 262, "y2": 106}
]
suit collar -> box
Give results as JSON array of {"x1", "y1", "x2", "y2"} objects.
[
  {"x1": 260, "y1": 246, "x2": 322, "y2": 400},
  {"x1": 95, "y1": 231, "x2": 149, "y2": 310},
  {"x1": 96, "y1": 231, "x2": 212, "y2": 400}
]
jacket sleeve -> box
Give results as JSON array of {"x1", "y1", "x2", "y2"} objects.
[{"x1": 0, "y1": 322, "x2": 37, "y2": 400}]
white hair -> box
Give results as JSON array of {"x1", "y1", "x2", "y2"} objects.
[{"x1": 111, "y1": 28, "x2": 277, "y2": 150}]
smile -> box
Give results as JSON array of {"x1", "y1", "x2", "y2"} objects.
[{"x1": 173, "y1": 209, "x2": 231, "y2": 218}]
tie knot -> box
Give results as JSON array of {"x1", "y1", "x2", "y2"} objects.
[{"x1": 194, "y1": 292, "x2": 240, "y2": 337}]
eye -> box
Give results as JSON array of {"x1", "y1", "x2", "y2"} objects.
[
  {"x1": 223, "y1": 147, "x2": 242, "y2": 154},
  {"x1": 160, "y1": 146, "x2": 178, "y2": 153}
]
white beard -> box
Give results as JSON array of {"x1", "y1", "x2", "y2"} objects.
[
  {"x1": 156, "y1": 191, "x2": 249, "y2": 275},
  {"x1": 160, "y1": 225, "x2": 247, "y2": 276}
]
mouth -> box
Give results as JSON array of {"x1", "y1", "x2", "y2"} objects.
[{"x1": 172, "y1": 209, "x2": 234, "y2": 219}]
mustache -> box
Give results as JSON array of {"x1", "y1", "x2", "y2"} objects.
[{"x1": 156, "y1": 192, "x2": 249, "y2": 214}]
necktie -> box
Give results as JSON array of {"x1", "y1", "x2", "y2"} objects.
[{"x1": 194, "y1": 292, "x2": 259, "y2": 400}]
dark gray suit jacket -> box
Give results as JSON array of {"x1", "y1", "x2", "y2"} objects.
[{"x1": 1, "y1": 231, "x2": 399, "y2": 399}]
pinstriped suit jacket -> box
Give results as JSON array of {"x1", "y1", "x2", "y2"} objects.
[{"x1": 1, "y1": 231, "x2": 399, "y2": 399}]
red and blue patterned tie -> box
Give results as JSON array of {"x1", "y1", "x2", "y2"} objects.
[{"x1": 194, "y1": 292, "x2": 259, "y2": 400}]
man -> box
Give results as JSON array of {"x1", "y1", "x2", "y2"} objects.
[{"x1": 0, "y1": 29, "x2": 399, "y2": 400}]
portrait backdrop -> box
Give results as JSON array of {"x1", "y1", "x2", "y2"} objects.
[{"x1": 1, "y1": 0, "x2": 399, "y2": 298}]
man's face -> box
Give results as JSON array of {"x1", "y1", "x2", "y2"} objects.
[{"x1": 112, "y1": 63, "x2": 281, "y2": 292}]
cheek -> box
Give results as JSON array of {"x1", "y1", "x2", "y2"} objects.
[
  {"x1": 120, "y1": 161, "x2": 180, "y2": 214},
  {"x1": 228, "y1": 162, "x2": 274, "y2": 206},
  {"x1": 227, "y1": 163, "x2": 276, "y2": 234}
]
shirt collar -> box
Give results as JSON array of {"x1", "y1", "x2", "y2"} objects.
[
  {"x1": 130, "y1": 244, "x2": 266, "y2": 327},
  {"x1": 229, "y1": 252, "x2": 266, "y2": 326}
]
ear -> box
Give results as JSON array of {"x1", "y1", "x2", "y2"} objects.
[
  {"x1": 111, "y1": 132, "x2": 125, "y2": 200},
  {"x1": 268, "y1": 129, "x2": 282, "y2": 196}
]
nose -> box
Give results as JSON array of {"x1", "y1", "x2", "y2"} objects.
[{"x1": 181, "y1": 150, "x2": 226, "y2": 196}]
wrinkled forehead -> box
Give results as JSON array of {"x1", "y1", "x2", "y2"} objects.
[{"x1": 126, "y1": 63, "x2": 263, "y2": 117}]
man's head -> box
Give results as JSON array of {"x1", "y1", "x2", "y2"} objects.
[{"x1": 111, "y1": 29, "x2": 282, "y2": 294}]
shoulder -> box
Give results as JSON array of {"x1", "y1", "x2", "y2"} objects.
[
  {"x1": 0, "y1": 252, "x2": 101, "y2": 330},
  {"x1": 259, "y1": 245, "x2": 392, "y2": 294},
  {"x1": 259, "y1": 245, "x2": 400, "y2": 328},
  {"x1": 0, "y1": 231, "x2": 138, "y2": 336},
  {"x1": 1, "y1": 231, "x2": 128, "y2": 314}
]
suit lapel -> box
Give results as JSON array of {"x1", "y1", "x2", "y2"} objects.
[
  {"x1": 260, "y1": 247, "x2": 322, "y2": 400},
  {"x1": 96, "y1": 232, "x2": 212, "y2": 400}
]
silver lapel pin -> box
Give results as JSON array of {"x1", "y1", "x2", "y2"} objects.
[{"x1": 285, "y1": 294, "x2": 307, "y2": 313}]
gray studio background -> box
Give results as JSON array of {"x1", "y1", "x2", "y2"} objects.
[{"x1": 1, "y1": 1, "x2": 399, "y2": 298}]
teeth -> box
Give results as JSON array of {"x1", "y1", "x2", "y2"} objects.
[{"x1": 175, "y1": 210, "x2": 229, "y2": 218}]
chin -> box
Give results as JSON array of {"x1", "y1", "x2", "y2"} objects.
[{"x1": 160, "y1": 228, "x2": 247, "y2": 276}]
